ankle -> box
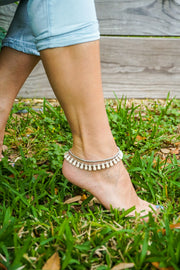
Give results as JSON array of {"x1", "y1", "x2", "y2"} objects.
[
  {"x1": 64, "y1": 146, "x2": 123, "y2": 171},
  {"x1": 71, "y1": 138, "x2": 118, "y2": 161}
]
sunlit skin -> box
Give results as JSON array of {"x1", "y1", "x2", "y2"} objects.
[
  {"x1": 40, "y1": 40, "x2": 158, "y2": 216},
  {"x1": 0, "y1": 43, "x2": 158, "y2": 217}
]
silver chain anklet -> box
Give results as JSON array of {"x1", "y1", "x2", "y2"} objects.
[{"x1": 64, "y1": 147, "x2": 123, "y2": 171}]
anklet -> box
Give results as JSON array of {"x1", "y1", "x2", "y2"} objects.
[{"x1": 64, "y1": 147, "x2": 123, "y2": 171}]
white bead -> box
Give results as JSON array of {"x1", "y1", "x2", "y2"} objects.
[
  {"x1": 102, "y1": 163, "x2": 106, "y2": 169},
  {"x1": 110, "y1": 161, "x2": 113, "y2": 166},
  {"x1": 88, "y1": 165, "x2": 92, "y2": 171},
  {"x1": 80, "y1": 163, "x2": 84, "y2": 169},
  {"x1": 69, "y1": 158, "x2": 73, "y2": 164},
  {"x1": 66, "y1": 156, "x2": 71, "y2": 161},
  {"x1": 106, "y1": 162, "x2": 110, "y2": 168},
  {"x1": 97, "y1": 164, "x2": 101, "y2": 170},
  {"x1": 93, "y1": 165, "x2": 97, "y2": 171},
  {"x1": 73, "y1": 160, "x2": 76, "y2": 166},
  {"x1": 85, "y1": 164, "x2": 88, "y2": 170},
  {"x1": 113, "y1": 159, "x2": 117, "y2": 164},
  {"x1": 76, "y1": 162, "x2": 80, "y2": 168}
]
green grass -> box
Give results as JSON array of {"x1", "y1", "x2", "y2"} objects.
[{"x1": 0, "y1": 96, "x2": 179, "y2": 270}]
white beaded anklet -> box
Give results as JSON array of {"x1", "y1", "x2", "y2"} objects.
[{"x1": 64, "y1": 147, "x2": 123, "y2": 171}]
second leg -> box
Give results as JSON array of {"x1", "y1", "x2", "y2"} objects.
[{"x1": 0, "y1": 47, "x2": 39, "y2": 159}]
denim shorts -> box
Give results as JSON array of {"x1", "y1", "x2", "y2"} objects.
[{"x1": 2, "y1": 0, "x2": 100, "y2": 56}]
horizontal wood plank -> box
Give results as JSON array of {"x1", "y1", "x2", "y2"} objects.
[
  {"x1": 100, "y1": 37, "x2": 180, "y2": 98},
  {"x1": 18, "y1": 37, "x2": 180, "y2": 99},
  {"x1": 18, "y1": 64, "x2": 55, "y2": 99},
  {"x1": 0, "y1": 3, "x2": 16, "y2": 31},
  {"x1": 0, "y1": 3, "x2": 180, "y2": 99},
  {"x1": 95, "y1": 0, "x2": 180, "y2": 36}
]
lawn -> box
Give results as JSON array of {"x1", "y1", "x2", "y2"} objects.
[{"x1": 0, "y1": 96, "x2": 179, "y2": 270}]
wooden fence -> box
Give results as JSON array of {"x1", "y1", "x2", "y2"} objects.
[{"x1": 0, "y1": 0, "x2": 180, "y2": 99}]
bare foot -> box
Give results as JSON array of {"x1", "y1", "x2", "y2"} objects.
[{"x1": 62, "y1": 159, "x2": 158, "y2": 217}]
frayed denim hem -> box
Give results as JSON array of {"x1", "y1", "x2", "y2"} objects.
[{"x1": 2, "y1": 38, "x2": 40, "y2": 56}]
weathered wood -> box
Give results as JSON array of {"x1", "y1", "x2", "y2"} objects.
[
  {"x1": 0, "y1": 3, "x2": 16, "y2": 31},
  {"x1": 95, "y1": 0, "x2": 180, "y2": 36},
  {"x1": 0, "y1": 2, "x2": 180, "y2": 99},
  {"x1": 100, "y1": 37, "x2": 180, "y2": 98},
  {"x1": 18, "y1": 64, "x2": 55, "y2": 99},
  {"x1": 18, "y1": 37, "x2": 180, "y2": 99}
]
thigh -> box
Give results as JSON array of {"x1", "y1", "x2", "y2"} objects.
[{"x1": 27, "y1": 0, "x2": 100, "y2": 51}]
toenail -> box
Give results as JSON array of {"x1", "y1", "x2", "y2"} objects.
[{"x1": 156, "y1": 205, "x2": 164, "y2": 210}]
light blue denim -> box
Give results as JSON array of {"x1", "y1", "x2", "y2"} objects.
[{"x1": 2, "y1": 0, "x2": 100, "y2": 56}]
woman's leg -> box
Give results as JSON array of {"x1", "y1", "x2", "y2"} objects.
[
  {"x1": 0, "y1": 47, "x2": 39, "y2": 159},
  {"x1": 40, "y1": 41, "x2": 156, "y2": 216}
]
